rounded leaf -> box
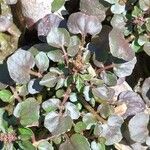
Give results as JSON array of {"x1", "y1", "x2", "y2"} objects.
[
  {"x1": 47, "y1": 28, "x2": 70, "y2": 48},
  {"x1": 128, "y1": 112, "x2": 149, "y2": 143},
  {"x1": 67, "y1": 12, "x2": 102, "y2": 36},
  {"x1": 7, "y1": 49, "x2": 35, "y2": 84}
]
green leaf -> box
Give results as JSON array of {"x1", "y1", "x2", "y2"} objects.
[
  {"x1": 35, "y1": 52, "x2": 49, "y2": 72},
  {"x1": 132, "y1": 6, "x2": 142, "y2": 17},
  {"x1": 0, "y1": 108, "x2": 8, "y2": 132},
  {"x1": 100, "y1": 71, "x2": 117, "y2": 86},
  {"x1": 18, "y1": 141, "x2": 36, "y2": 150},
  {"x1": 74, "y1": 121, "x2": 87, "y2": 133},
  {"x1": 0, "y1": 89, "x2": 13, "y2": 103},
  {"x1": 13, "y1": 98, "x2": 40, "y2": 126},
  {"x1": 47, "y1": 28, "x2": 70, "y2": 48},
  {"x1": 38, "y1": 141, "x2": 54, "y2": 150},
  {"x1": 40, "y1": 72, "x2": 58, "y2": 87},
  {"x1": 51, "y1": 0, "x2": 65, "y2": 12},
  {"x1": 47, "y1": 50, "x2": 64, "y2": 62},
  {"x1": 76, "y1": 75, "x2": 84, "y2": 92},
  {"x1": 67, "y1": 36, "x2": 80, "y2": 57},
  {"x1": 18, "y1": 127, "x2": 33, "y2": 141},
  {"x1": 82, "y1": 113, "x2": 97, "y2": 130},
  {"x1": 131, "y1": 39, "x2": 142, "y2": 53},
  {"x1": 70, "y1": 134, "x2": 91, "y2": 150},
  {"x1": 42, "y1": 98, "x2": 60, "y2": 112}
]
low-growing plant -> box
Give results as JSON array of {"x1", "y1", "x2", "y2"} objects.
[{"x1": 0, "y1": 0, "x2": 150, "y2": 150}]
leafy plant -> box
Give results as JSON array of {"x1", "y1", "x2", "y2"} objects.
[{"x1": 0, "y1": 0, "x2": 150, "y2": 150}]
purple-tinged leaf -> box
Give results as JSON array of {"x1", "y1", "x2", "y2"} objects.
[
  {"x1": 80, "y1": 0, "x2": 106, "y2": 23},
  {"x1": 141, "y1": 77, "x2": 150, "y2": 106},
  {"x1": 113, "y1": 57, "x2": 137, "y2": 78},
  {"x1": 128, "y1": 112, "x2": 149, "y2": 143},
  {"x1": 67, "y1": 12, "x2": 102, "y2": 36},
  {"x1": 37, "y1": 14, "x2": 62, "y2": 41},
  {"x1": 118, "y1": 91, "x2": 146, "y2": 118},
  {"x1": 109, "y1": 28, "x2": 135, "y2": 61},
  {"x1": 7, "y1": 49, "x2": 35, "y2": 84}
]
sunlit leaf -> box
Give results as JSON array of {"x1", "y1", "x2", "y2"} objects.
[
  {"x1": 128, "y1": 112, "x2": 149, "y2": 143},
  {"x1": 113, "y1": 57, "x2": 137, "y2": 78},
  {"x1": 35, "y1": 52, "x2": 49, "y2": 72},
  {"x1": 7, "y1": 49, "x2": 35, "y2": 84},
  {"x1": 47, "y1": 50, "x2": 64, "y2": 62},
  {"x1": 40, "y1": 72, "x2": 58, "y2": 87},
  {"x1": 67, "y1": 36, "x2": 80, "y2": 57},
  {"x1": 80, "y1": 0, "x2": 106, "y2": 22},
  {"x1": 37, "y1": 14, "x2": 62, "y2": 42},
  {"x1": 118, "y1": 91, "x2": 146, "y2": 118},
  {"x1": 64, "y1": 102, "x2": 80, "y2": 120},
  {"x1": 99, "y1": 115, "x2": 123, "y2": 145},
  {"x1": 141, "y1": 77, "x2": 150, "y2": 106},
  {"x1": 109, "y1": 29, "x2": 135, "y2": 61},
  {"x1": 143, "y1": 42, "x2": 150, "y2": 56},
  {"x1": 44, "y1": 111, "x2": 72, "y2": 135},
  {"x1": 111, "y1": 3, "x2": 125, "y2": 14},
  {"x1": 0, "y1": 16, "x2": 12, "y2": 32},
  {"x1": 47, "y1": 28, "x2": 70, "y2": 48},
  {"x1": 67, "y1": 12, "x2": 102, "y2": 36},
  {"x1": 92, "y1": 85, "x2": 115, "y2": 101},
  {"x1": 28, "y1": 79, "x2": 43, "y2": 94}
]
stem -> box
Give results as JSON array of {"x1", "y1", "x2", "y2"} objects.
[
  {"x1": 29, "y1": 70, "x2": 42, "y2": 78},
  {"x1": 10, "y1": 86, "x2": 22, "y2": 102},
  {"x1": 61, "y1": 45, "x2": 69, "y2": 66},
  {"x1": 59, "y1": 86, "x2": 72, "y2": 114},
  {"x1": 79, "y1": 96, "x2": 106, "y2": 123},
  {"x1": 81, "y1": 35, "x2": 85, "y2": 47},
  {"x1": 97, "y1": 64, "x2": 115, "y2": 73}
]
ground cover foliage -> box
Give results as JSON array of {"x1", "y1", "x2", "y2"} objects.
[{"x1": 0, "y1": 0, "x2": 150, "y2": 149}]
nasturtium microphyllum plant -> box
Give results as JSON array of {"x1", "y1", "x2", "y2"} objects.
[{"x1": 0, "y1": 0, "x2": 150, "y2": 149}]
